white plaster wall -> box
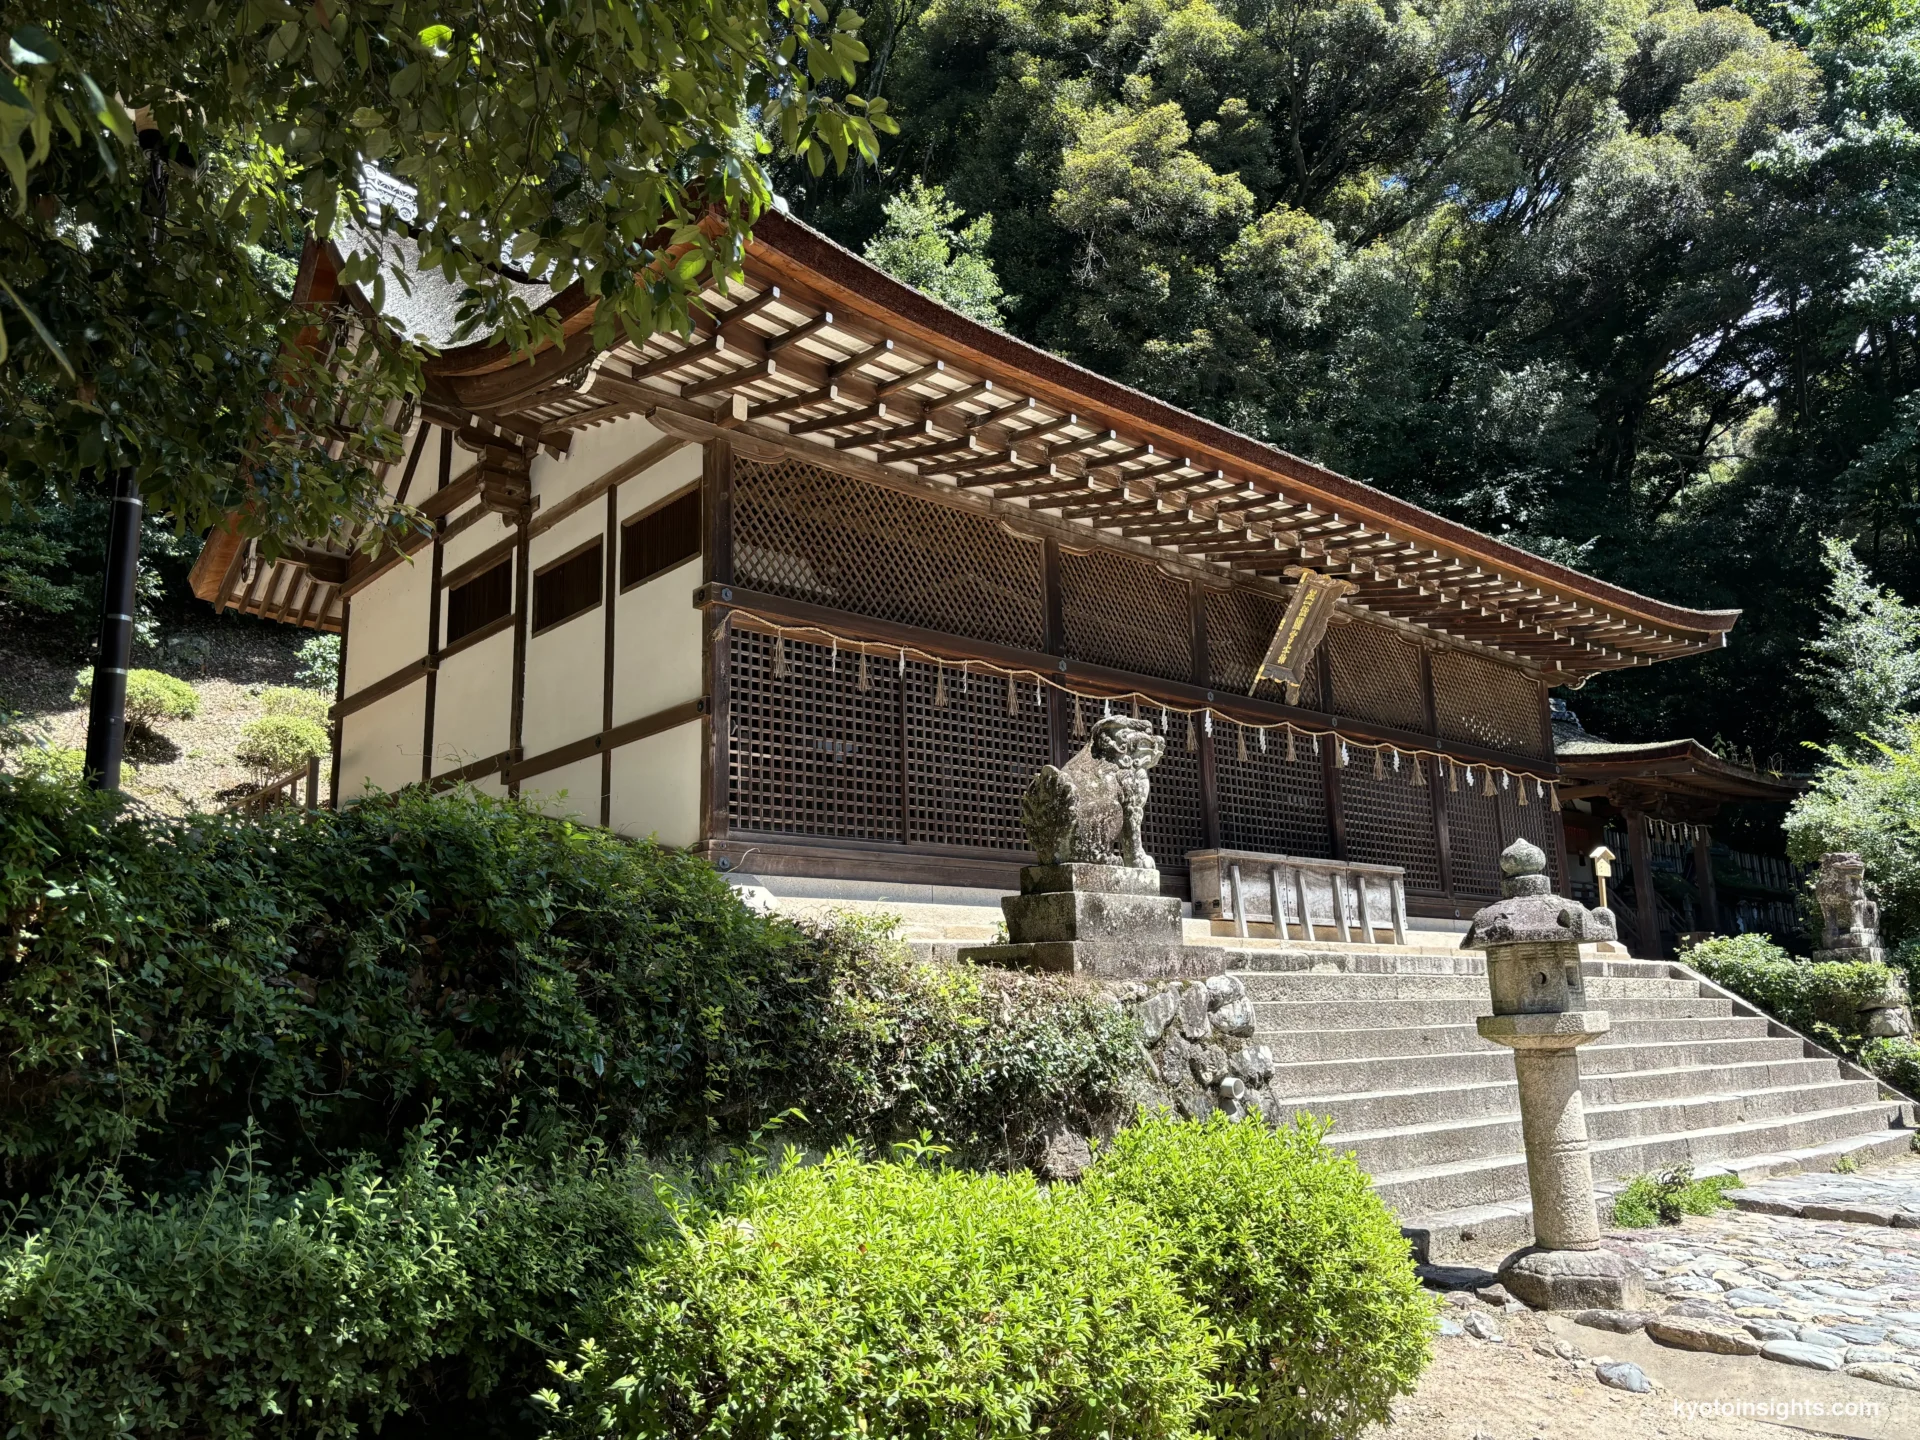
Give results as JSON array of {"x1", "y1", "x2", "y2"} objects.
[
  {"x1": 444, "y1": 431, "x2": 480, "y2": 486},
  {"x1": 520, "y1": 755, "x2": 603, "y2": 823},
  {"x1": 521, "y1": 492, "x2": 609, "y2": 758},
  {"x1": 608, "y1": 720, "x2": 703, "y2": 847},
  {"x1": 338, "y1": 683, "x2": 426, "y2": 800},
  {"x1": 431, "y1": 626, "x2": 513, "y2": 775},
  {"x1": 615, "y1": 443, "x2": 702, "y2": 521},
  {"x1": 345, "y1": 555, "x2": 430, "y2": 694},
  {"x1": 440, "y1": 509, "x2": 512, "y2": 575},
  {"x1": 613, "y1": 555, "x2": 703, "y2": 726},
  {"x1": 531, "y1": 412, "x2": 672, "y2": 508}
]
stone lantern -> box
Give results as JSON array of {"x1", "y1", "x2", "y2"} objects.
[{"x1": 1464, "y1": 838, "x2": 1645, "y2": 1311}]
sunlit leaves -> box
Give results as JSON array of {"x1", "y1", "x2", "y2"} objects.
[{"x1": 0, "y1": 0, "x2": 889, "y2": 550}]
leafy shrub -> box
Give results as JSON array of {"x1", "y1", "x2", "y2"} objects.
[
  {"x1": 295, "y1": 632, "x2": 342, "y2": 690},
  {"x1": 1861, "y1": 1036, "x2": 1920, "y2": 1096},
  {"x1": 547, "y1": 1145, "x2": 1215, "y2": 1440},
  {"x1": 236, "y1": 712, "x2": 331, "y2": 775},
  {"x1": 1083, "y1": 1112, "x2": 1435, "y2": 1440},
  {"x1": 797, "y1": 919, "x2": 1140, "y2": 1164},
  {"x1": 0, "y1": 775, "x2": 1137, "y2": 1193},
  {"x1": 9, "y1": 743, "x2": 83, "y2": 782},
  {"x1": 1680, "y1": 933, "x2": 1900, "y2": 1054},
  {"x1": 260, "y1": 684, "x2": 333, "y2": 726},
  {"x1": 0, "y1": 1134, "x2": 667, "y2": 1439},
  {"x1": 68, "y1": 667, "x2": 199, "y2": 730},
  {"x1": 1786, "y1": 722, "x2": 1920, "y2": 943},
  {"x1": 1609, "y1": 1164, "x2": 1741, "y2": 1228}
]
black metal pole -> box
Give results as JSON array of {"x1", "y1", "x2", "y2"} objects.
[{"x1": 83, "y1": 468, "x2": 144, "y2": 791}]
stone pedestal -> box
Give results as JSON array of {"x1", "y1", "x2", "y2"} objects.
[
  {"x1": 1466, "y1": 839, "x2": 1643, "y2": 1311},
  {"x1": 1812, "y1": 852, "x2": 1911, "y2": 1037},
  {"x1": 960, "y1": 862, "x2": 1198, "y2": 978}
]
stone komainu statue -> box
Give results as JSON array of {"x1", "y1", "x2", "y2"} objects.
[{"x1": 1020, "y1": 715, "x2": 1167, "y2": 871}]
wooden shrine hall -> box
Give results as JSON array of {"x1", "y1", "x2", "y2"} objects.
[{"x1": 192, "y1": 205, "x2": 1740, "y2": 922}]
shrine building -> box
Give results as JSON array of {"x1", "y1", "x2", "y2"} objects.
[{"x1": 191, "y1": 208, "x2": 1738, "y2": 921}]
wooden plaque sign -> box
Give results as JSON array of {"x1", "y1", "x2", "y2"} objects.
[{"x1": 1255, "y1": 569, "x2": 1353, "y2": 700}]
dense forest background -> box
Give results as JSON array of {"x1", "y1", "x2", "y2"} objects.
[{"x1": 776, "y1": 0, "x2": 1920, "y2": 763}]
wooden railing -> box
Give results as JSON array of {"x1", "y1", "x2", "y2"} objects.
[
  {"x1": 1187, "y1": 848, "x2": 1409, "y2": 945},
  {"x1": 222, "y1": 756, "x2": 324, "y2": 814}
]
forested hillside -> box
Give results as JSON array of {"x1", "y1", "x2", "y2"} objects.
[{"x1": 781, "y1": 0, "x2": 1920, "y2": 758}]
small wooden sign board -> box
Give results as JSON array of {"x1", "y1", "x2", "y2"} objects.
[{"x1": 1254, "y1": 569, "x2": 1353, "y2": 701}]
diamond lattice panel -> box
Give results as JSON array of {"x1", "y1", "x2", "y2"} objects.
[
  {"x1": 1444, "y1": 765, "x2": 1505, "y2": 900},
  {"x1": 905, "y1": 662, "x2": 1051, "y2": 851},
  {"x1": 733, "y1": 459, "x2": 1046, "y2": 649},
  {"x1": 1206, "y1": 586, "x2": 1322, "y2": 705},
  {"x1": 727, "y1": 624, "x2": 903, "y2": 841},
  {"x1": 1326, "y1": 620, "x2": 1427, "y2": 732},
  {"x1": 1432, "y1": 650, "x2": 1546, "y2": 757},
  {"x1": 1060, "y1": 549, "x2": 1193, "y2": 683},
  {"x1": 1216, "y1": 727, "x2": 1332, "y2": 858},
  {"x1": 1142, "y1": 729, "x2": 1205, "y2": 868},
  {"x1": 1339, "y1": 759, "x2": 1443, "y2": 896}
]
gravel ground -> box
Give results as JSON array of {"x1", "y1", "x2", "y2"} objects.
[
  {"x1": 0, "y1": 621, "x2": 325, "y2": 815},
  {"x1": 1386, "y1": 1167, "x2": 1920, "y2": 1438}
]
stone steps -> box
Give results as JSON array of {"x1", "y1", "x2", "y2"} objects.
[
  {"x1": 1334, "y1": 1084, "x2": 1887, "y2": 1176},
  {"x1": 1223, "y1": 945, "x2": 1912, "y2": 1259},
  {"x1": 1237, "y1": 972, "x2": 1702, "y2": 1001},
  {"x1": 1250, "y1": 996, "x2": 1734, "y2": 1029},
  {"x1": 1279, "y1": 1074, "x2": 1881, "y2": 1137},
  {"x1": 1367, "y1": 1101, "x2": 1904, "y2": 1216}
]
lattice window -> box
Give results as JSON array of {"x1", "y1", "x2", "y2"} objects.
[
  {"x1": 1326, "y1": 621, "x2": 1427, "y2": 732},
  {"x1": 1444, "y1": 766, "x2": 1505, "y2": 900},
  {"x1": 1432, "y1": 650, "x2": 1546, "y2": 757},
  {"x1": 733, "y1": 459, "x2": 1045, "y2": 649},
  {"x1": 1339, "y1": 759, "x2": 1443, "y2": 896},
  {"x1": 1216, "y1": 725, "x2": 1331, "y2": 858},
  {"x1": 1499, "y1": 784, "x2": 1565, "y2": 892},
  {"x1": 1142, "y1": 730, "x2": 1205, "y2": 868},
  {"x1": 905, "y1": 663, "x2": 1050, "y2": 851},
  {"x1": 1206, "y1": 585, "x2": 1322, "y2": 705},
  {"x1": 727, "y1": 624, "x2": 903, "y2": 841},
  {"x1": 1060, "y1": 549, "x2": 1193, "y2": 682}
]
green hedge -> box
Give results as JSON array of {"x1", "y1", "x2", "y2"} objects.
[
  {"x1": 0, "y1": 1136, "x2": 665, "y2": 1439},
  {"x1": 1679, "y1": 933, "x2": 1899, "y2": 1054},
  {"x1": 1085, "y1": 1113, "x2": 1435, "y2": 1440},
  {"x1": 549, "y1": 1146, "x2": 1217, "y2": 1440},
  {"x1": 69, "y1": 668, "x2": 199, "y2": 729},
  {"x1": 0, "y1": 775, "x2": 1136, "y2": 1192}
]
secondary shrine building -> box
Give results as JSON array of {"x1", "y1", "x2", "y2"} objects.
[{"x1": 191, "y1": 209, "x2": 1737, "y2": 921}]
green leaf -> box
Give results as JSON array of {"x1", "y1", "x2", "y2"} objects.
[
  {"x1": 7, "y1": 25, "x2": 63, "y2": 66},
  {"x1": 0, "y1": 273, "x2": 74, "y2": 378},
  {"x1": 0, "y1": 77, "x2": 31, "y2": 111}
]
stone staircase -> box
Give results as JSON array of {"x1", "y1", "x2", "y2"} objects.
[
  {"x1": 1224, "y1": 939, "x2": 1915, "y2": 1257},
  {"x1": 773, "y1": 893, "x2": 1916, "y2": 1260}
]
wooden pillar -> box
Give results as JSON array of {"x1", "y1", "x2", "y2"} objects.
[
  {"x1": 1193, "y1": 580, "x2": 1220, "y2": 848},
  {"x1": 1321, "y1": 637, "x2": 1346, "y2": 860},
  {"x1": 601, "y1": 485, "x2": 620, "y2": 827},
  {"x1": 1324, "y1": 733, "x2": 1348, "y2": 861},
  {"x1": 1694, "y1": 825, "x2": 1720, "y2": 935},
  {"x1": 1042, "y1": 538, "x2": 1068, "y2": 766},
  {"x1": 1421, "y1": 647, "x2": 1454, "y2": 899},
  {"x1": 1624, "y1": 807, "x2": 1661, "y2": 958},
  {"x1": 419, "y1": 428, "x2": 452, "y2": 783},
  {"x1": 329, "y1": 595, "x2": 350, "y2": 809},
  {"x1": 1539, "y1": 679, "x2": 1569, "y2": 891},
  {"x1": 506, "y1": 513, "x2": 531, "y2": 798},
  {"x1": 702, "y1": 439, "x2": 734, "y2": 844}
]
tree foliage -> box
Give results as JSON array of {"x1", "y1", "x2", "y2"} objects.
[
  {"x1": 0, "y1": 0, "x2": 891, "y2": 551},
  {"x1": 790, "y1": 0, "x2": 1920, "y2": 752}
]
